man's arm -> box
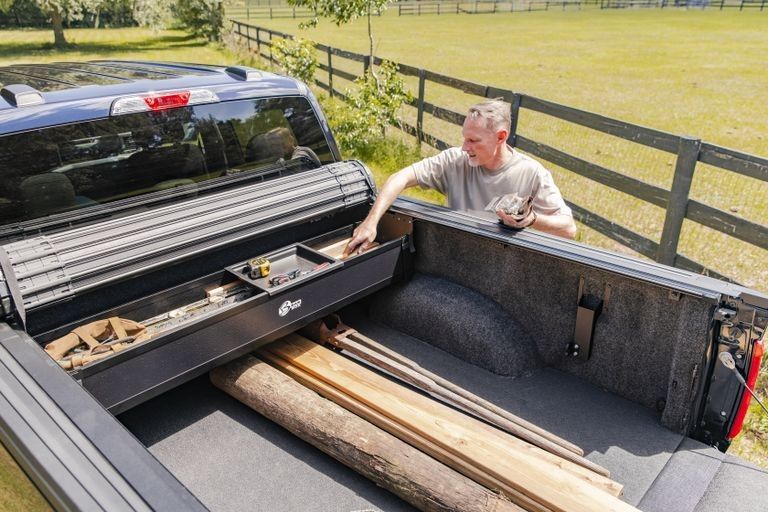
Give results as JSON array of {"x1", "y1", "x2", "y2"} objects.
[
  {"x1": 344, "y1": 167, "x2": 419, "y2": 257},
  {"x1": 497, "y1": 209, "x2": 577, "y2": 239}
]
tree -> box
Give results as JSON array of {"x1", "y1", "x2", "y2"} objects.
[
  {"x1": 286, "y1": 0, "x2": 390, "y2": 63},
  {"x1": 272, "y1": 37, "x2": 318, "y2": 85},
  {"x1": 31, "y1": 0, "x2": 106, "y2": 47},
  {"x1": 175, "y1": 0, "x2": 224, "y2": 42},
  {"x1": 34, "y1": 0, "x2": 72, "y2": 47},
  {"x1": 133, "y1": 0, "x2": 173, "y2": 32}
]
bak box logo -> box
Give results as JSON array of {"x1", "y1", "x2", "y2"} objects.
[{"x1": 278, "y1": 299, "x2": 302, "y2": 317}]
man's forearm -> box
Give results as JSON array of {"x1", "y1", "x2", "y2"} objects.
[
  {"x1": 345, "y1": 168, "x2": 418, "y2": 255},
  {"x1": 361, "y1": 168, "x2": 417, "y2": 229},
  {"x1": 531, "y1": 213, "x2": 577, "y2": 239}
]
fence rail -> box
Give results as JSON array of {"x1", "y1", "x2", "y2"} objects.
[
  {"x1": 231, "y1": 20, "x2": 768, "y2": 282},
  {"x1": 226, "y1": 0, "x2": 766, "y2": 18}
]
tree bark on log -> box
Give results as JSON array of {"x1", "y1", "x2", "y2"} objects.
[{"x1": 210, "y1": 355, "x2": 523, "y2": 512}]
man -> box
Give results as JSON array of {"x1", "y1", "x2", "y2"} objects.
[{"x1": 344, "y1": 99, "x2": 576, "y2": 256}]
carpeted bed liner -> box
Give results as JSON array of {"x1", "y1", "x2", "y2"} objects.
[
  {"x1": 117, "y1": 316, "x2": 766, "y2": 511},
  {"x1": 119, "y1": 374, "x2": 415, "y2": 512}
]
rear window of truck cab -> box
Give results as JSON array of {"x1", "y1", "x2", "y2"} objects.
[{"x1": 0, "y1": 96, "x2": 333, "y2": 226}]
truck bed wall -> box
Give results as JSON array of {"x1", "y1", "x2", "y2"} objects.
[{"x1": 371, "y1": 222, "x2": 714, "y2": 434}]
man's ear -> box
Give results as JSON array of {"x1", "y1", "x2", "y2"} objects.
[{"x1": 497, "y1": 129, "x2": 509, "y2": 144}]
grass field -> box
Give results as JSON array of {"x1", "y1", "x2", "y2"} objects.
[
  {"x1": 0, "y1": 27, "x2": 238, "y2": 65},
  {"x1": 0, "y1": 18, "x2": 766, "y2": 471},
  {"x1": 238, "y1": 9, "x2": 768, "y2": 291}
]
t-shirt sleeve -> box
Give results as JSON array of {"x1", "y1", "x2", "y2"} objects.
[
  {"x1": 410, "y1": 148, "x2": 463, "y2": 195},
  {"x1": 533, "y1": 167, "x2": 573, "y2": 217}
]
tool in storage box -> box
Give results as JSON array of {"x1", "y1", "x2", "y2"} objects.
[{"x1": 0, "y1": 161, "x2": 413, "y2": 413}]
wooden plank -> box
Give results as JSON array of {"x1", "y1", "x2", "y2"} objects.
[
  {"x1": 321, "y1": 329, "x2": 611, "y2": 476},
  {"x1": 268, "y1": 335, "x2": 621, "y2": 495},
  {"x1": 520, "y1": 96, "x2": 680, "y2": 154},
  {"x1": 261, "y1": 351, "x2": 550, "y2": 512},
  {"x1": 568, "y1": 202, "x2": 658, "y2": 259},
  {"x1": 686, "y1": 200, "x2": 768, "y2": 250},
  {"x1": 265, "y1": 335, "x2": 635, "y2": 512},
  {"x1": 422, "y1": 69, "x2": 488, "y2": 96},
  {"x1": 516, "y1": 135, "x2": 669, "y2": 207},
  {"x1": 328, "y1": 46, "x2": 366, "y2": 62},
  {"x1": 314, "y1": 237, "x2": 351, "y2": 260},
  {"x1": 210, "y1": 355, "x2": 525, "y2": 512},
  {"x1": 698, "y1": 143, "x2": 768, "y2": 183},
  {"x1": 316, "y1": 64, "x2": 356, "y2": 82},
  {"x1": 423, "y1": 101, "x2": 465, "y2": 126},
  {"x1": 401, "y1": 122, "x2": 452, "y2": 151}
]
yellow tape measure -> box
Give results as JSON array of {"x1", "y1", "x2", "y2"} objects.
[{"x1": 247, "y1": 257, "x2": 270, "y2": 279}]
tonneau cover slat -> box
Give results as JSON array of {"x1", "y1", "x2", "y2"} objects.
[{"x1": 0, "y1": 161, "x2": 374, "y2": 312}]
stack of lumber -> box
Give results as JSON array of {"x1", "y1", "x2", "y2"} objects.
[{"x1": 211, "y1": 333, "x2": 639, "y2": 512}]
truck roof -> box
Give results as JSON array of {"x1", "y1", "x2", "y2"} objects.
[{"x1": 0, "y1": 60, "x2": 306, "y2": 135}]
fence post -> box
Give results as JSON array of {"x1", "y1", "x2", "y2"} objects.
[
  {"x1": 416, "y1": 69, "x2": 426, "y2": 144},
  {"x1": 508, "y1": 93, "x2": 522, "y2": 147},
  {"x1": 245, "y1": 25, "x2": 251, "y2": 51},
  {"x1": 656, "y1": 137, "x2": 701, "y2": 267},
  {"x1": 268, "y1": 30, "x2": 274, "y2": 63},
  {"x1": 363, "y1": 55, "x2": 371, "y2": 75},
  {"x1": 327, "y1": 47, "x2": 334, "y2": 98},
  {"x1": 256, "y1": 27, "x2": 261, "y2": 55}
]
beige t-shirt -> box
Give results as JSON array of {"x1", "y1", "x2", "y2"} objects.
[{"x1": 410, "y1": 146, "x2": 572, "y2": 217}]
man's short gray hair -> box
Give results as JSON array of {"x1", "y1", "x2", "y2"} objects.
[{"x1": 466, "y1": 99, "x2": 511, "y2": 133}]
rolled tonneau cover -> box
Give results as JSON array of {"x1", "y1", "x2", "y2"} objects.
[{"x1": 0, "y1": 160, "x2": 375, "y2": 315}]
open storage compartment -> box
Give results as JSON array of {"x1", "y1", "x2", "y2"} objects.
[
  {"x1": 227, "y1": 244, "x2": 340, "y2": 296},
  {"x1": 33, "y1": 214, "x2": 413, "y2": 414}
]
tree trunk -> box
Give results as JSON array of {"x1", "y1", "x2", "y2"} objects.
[
  {"x1": 94, "y1": 8, "x2": 100, "y2": 29},
  {"x1": 210, "y1": 355, "x2": 523, "y2": 512},
  {"x1": 50, "y1": 6, "x2": 67, "y2": 48}
]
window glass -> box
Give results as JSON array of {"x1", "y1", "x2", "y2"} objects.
[
  {"x1": 0, "y1": 96, "x2": 333, "y2": 226},
  {"x1": 0, "y1": 441, "x2": 51, "y2": 511}
]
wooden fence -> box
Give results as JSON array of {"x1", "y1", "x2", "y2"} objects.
[
  {"x1": 226, "y1": 0, "x2": 766, "y2": 18},
  {"x1": 231, "y1": 21, "x2": 768, "y2": 282}
]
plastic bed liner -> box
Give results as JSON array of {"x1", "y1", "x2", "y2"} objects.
[{"x1": 117, "y1": 313, "x2": 767, "y2": 511}]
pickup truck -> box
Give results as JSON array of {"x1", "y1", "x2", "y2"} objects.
[{"x1": 0, "y1": 60, "x2": 766, "y2": 512}]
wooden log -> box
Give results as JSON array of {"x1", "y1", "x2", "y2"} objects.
[
  {"x1": 265, "y1": 335, "x2": 636, "y2": 512},
  {"x1": 261, "y1": 351, "x2": 548, "y2": 512},
  {"x1": 317, "y1": 328, "x2": 609, "y2": 478},
  {"x1": 210, "y1": 354, "x2": 524, "y2": 512}
]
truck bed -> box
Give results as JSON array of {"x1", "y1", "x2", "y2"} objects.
[{"x1": 117, "y1": 309, "x2": 768, "y2": 512}]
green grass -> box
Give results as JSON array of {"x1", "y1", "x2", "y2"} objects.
[
  {"x1": 0, "y1": 444, "x2": 50, "y2": 511},
  {"x1": 240, "y1": 9, "x2": 768, "y2": 291},
  {"x1": 0, "y1": 27, "x2": 237, "y2": 65}
]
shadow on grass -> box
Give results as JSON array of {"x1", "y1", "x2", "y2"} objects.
[{"x1": 0, "y1": 33, "x2": 206, "y2": 59}]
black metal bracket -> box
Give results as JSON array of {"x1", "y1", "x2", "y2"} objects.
[{"x1": 566, "y1": 277, "x2": 605, "y2": 361}]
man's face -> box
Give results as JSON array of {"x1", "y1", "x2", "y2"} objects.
[{"x1": 461, "y1": 117, "x2": 503, "y2": 168}]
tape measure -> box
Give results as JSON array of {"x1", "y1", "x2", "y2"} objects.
[{"x1": 247, "y1": 257, "x2": 270, "y2": 279}]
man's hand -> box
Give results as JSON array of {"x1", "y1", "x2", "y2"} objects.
[
  {"x1": 497, "y1": 208, "x2": 536, "y2": 229},
  {"x1": 343, "y1": 222, "x2": 377, "y2": 258}
]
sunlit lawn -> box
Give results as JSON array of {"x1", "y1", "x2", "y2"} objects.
[{"x1": 0, "y1": 27, "x2": 234, "y2": 65}]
